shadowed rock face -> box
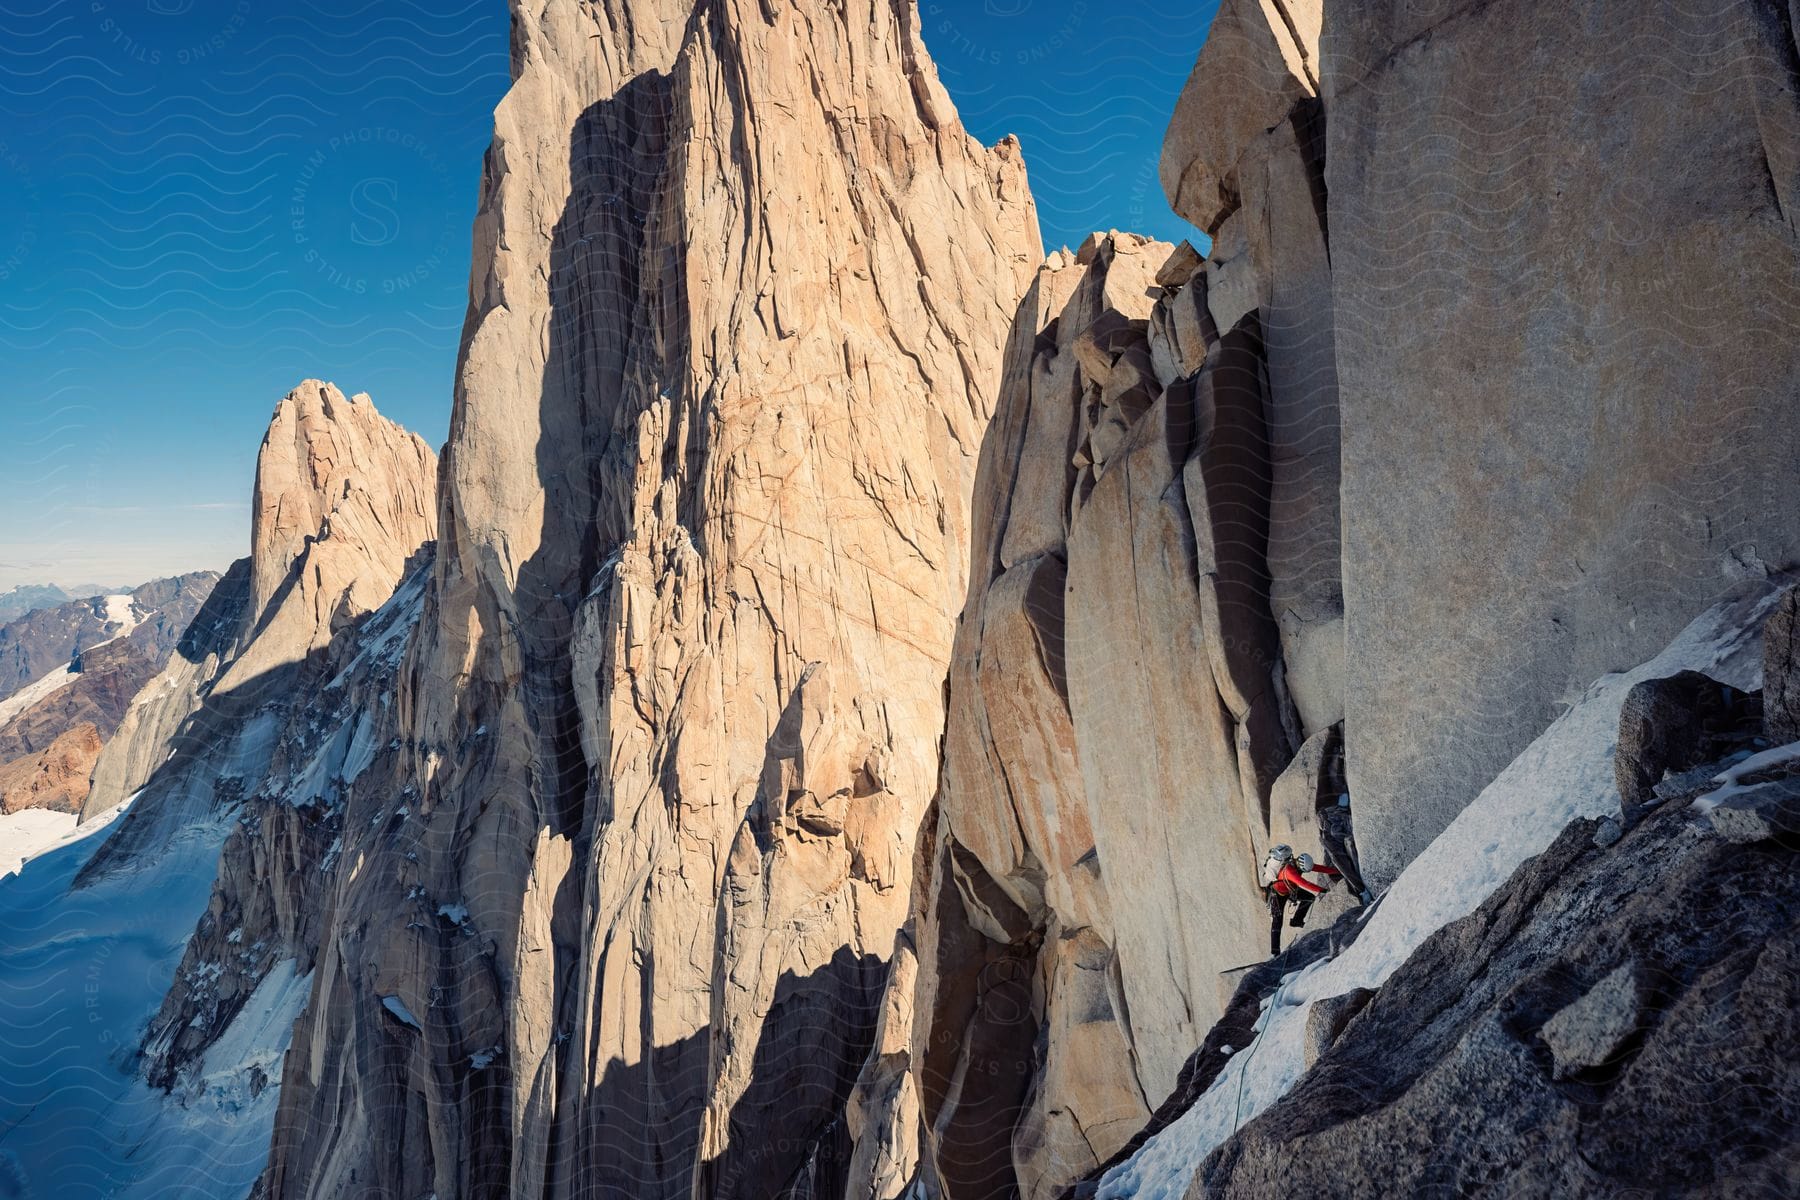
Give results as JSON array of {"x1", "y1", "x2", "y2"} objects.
[
  {"x1": 890, "y1": 227, "x2": 1352, "y2": 1200},
  {"x1": 1320, "y1": 0, "x2": 1800, "y2": 885},
  {"x1": 251, "y1": 2, "x2": 1040, "y2": 1197},
  {"x1": 1158, "y1": 0, "x2": 1800, "y2": 891}
]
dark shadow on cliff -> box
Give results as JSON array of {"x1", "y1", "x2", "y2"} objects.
[{"x1": 542, "y1": 945, "x2": 884, "y2": 1200}]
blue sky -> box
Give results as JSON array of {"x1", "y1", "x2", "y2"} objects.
[{"x1": 0, "y1": 0, "x2": 1216, "y2": 590}]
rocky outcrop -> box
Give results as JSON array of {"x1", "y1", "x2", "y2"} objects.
[
  {"x1": 0, "y1": 380, "x2": 439, "y2": 1197},
  {"x1": 1613, "y1": 670, "x2": 1762, "y2": 808},
  {"x1": 0, "y1": 722, "x2": 102, "y2": 814},
  {"x1": 1195, "y1": 750, "x2": 1800, "y2": 1195},
  {"x1": 77, "y1": 382, "x2": 436, "y2": 879},
  {"x1": 227, "y1": 380, "x2": 437, "y2": 691},
  {"x1": 256, "y1": 3, "x2": 1039, "y2": 1198},
  {"x1": 895, "y1": 78, "x2": 1360, "y2": 1186},
  {"x1": 1162, "y1": 0, "x2": 1343, "y2": 742},
  {"x1": 1765, "y1": 584, "x2": 1800, "y2": 744},
  {"x1": 900, "y1": 230, "x2": 1303, "y2": 1200}
]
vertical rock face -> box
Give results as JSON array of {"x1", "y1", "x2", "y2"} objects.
[
  {"x1": 1157, "y1": 0, "x2": 1800, "y2": 889},
  {"x1": 79, "y1": 381, "x2": 437, "y2": 875},
  {"x1": 1322, "y1": 0, "x2": 1800, "y2": 884},
  {"x1": 262, "y1": 2, "x2": 1039, "y2": 1197},
  {"x1": 901, "y1": 228, "x2": 1334, "y2": 1200},
  {"x1": 1162, "y1": 0, "x2": 1343, "y2": 746},
  {"x1": 226, "y1": 379, "x2": 439, "y2": 690}
]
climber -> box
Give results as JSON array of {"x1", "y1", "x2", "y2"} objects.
[
  {"x1": 1318, "y1": 793, "x2": 1372, "y2": 905},
  {"x1": 1263, "y1": 845, "x2": 1340, "y2": 954},
  {"x1": 1313, "y1": 725, "x2": 1373, "y2": 906}
]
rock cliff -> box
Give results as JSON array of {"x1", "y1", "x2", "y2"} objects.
[
  {"x1": 12, "y1": 2, "x2": 1797, "y2": 1198},
  {"x1": 78, "y1": 380, "x2": 437, "y2": 877},
  {"x1": 246, "y1": 3, "x2": 1040, "y2": 1198},
  {"x1": 892, "y1": 228, "x2": 1315, "y2": 1200},
  {"x1": 889, "y1": 0, "x2": 1800, "y2": 1195},
  {"x1": 1156, "y1": 0, "x2": 1800, "y2": 886}
]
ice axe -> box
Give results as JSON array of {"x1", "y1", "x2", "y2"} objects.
[{"x1": 1218, "y1": 960, "x2": 1268, "y2": 975}]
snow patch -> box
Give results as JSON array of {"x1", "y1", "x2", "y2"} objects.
[
  {"x1": 179, "y1": 958, "x2": 311, "y2": 1116},
  {"x1": 99, "y1": 593, "x2": 141, "y2": 638},
  {"x1": 1097, "y1": 581, "x2": 1782, "y2": 1199},
  {"x1": 0, "y1": 664, "x2": 78, "y2": 727},
  {"x1": 1691, "y1": 739, "x2": 1800, "y2": 810},
  {"x1": 325, "y1": 568, "x2": 426, "y2": 691},
  {"x1": 0, "y1": 808, "x2": 81, "y2": 877},
  {"x1": 381, "y1": 994, "x2": 423, "y2": 1030}
]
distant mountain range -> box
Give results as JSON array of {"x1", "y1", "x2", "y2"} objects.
[
  {"x1": 0, "y1": 572, "x2": 218, "y2": 815},
  {"x1": 0, "y1": 583, "x2": 124, "y2": 624}
]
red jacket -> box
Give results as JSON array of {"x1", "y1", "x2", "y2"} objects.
[{"x1": 1272, "y1": 859, "x2": 1339, "y2": 898}]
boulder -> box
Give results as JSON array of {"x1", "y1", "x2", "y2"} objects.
[
  {"x1": 1705, "y1": 777, "x2": 1800, "y2": 845},
  {"x1": 1765, "y1": 584, "x2": 1800, "y2": 744},
  {"x1": 1197, "y1": 761, "x2": 1800, "y2": 1196},
  {"x1": 1614, "y1": 671, "x2": 1761, "y2": 808},
  {"x1": 1154, "y1": 240, "x2": 1204, "y2": 290},
  {"x1": 1301, "y1": 985, "x2": 1373, "y2": 1070},
  {"x1": 1011, "y1": 929, "x2": 1151, "y2": 1199},
  {"x1": 1541, "y1": 962, "x2": 1646, "y2": 1081}
]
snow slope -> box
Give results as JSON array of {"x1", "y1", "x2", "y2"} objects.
[
  {"x1": 0, "y1": 794, "x2": 295, "y2": 1199},
  {"x1": 1096, "y1": 579, "x2": 1783, "y2": 1198},
  {"x1": 0, "y1": 809, "x2": 80, "y2": 877}
]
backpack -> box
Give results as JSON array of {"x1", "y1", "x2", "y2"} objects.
[{"x1": 1261, "y1": 852, "x2": 1287, "y2": 888}]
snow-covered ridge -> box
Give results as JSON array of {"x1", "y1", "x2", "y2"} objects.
[{"x1": 1097, "y1": 579, "x2": 1783, "y2": 1198}]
